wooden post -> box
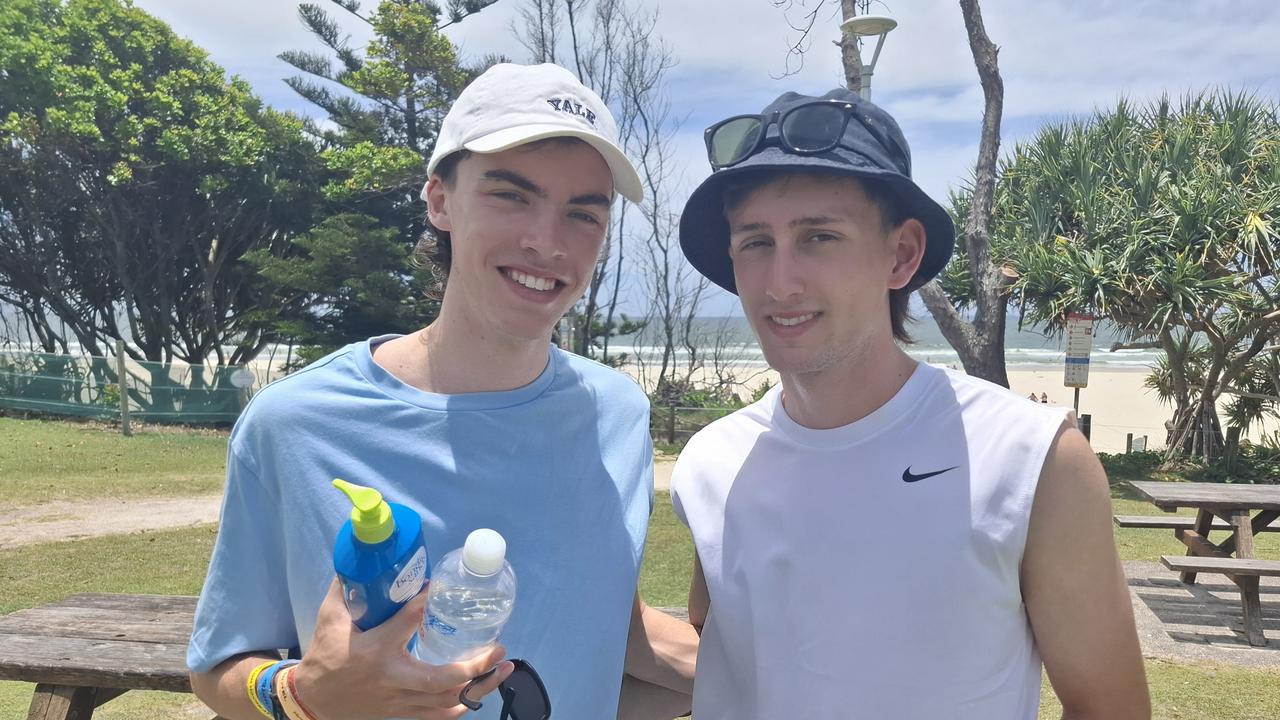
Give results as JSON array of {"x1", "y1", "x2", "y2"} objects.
[
  {"x1": 667, "y1": 403, "x2": 677, "y2": 445},
  {"x1": 1073, "y1": 387, "x2": 1081, "y2": 414},
  {"x1": 115, "y1": 339, "x2": 132, "y2": 437},
  {"x1": 25, "y1": 683, "x2": 124, "y2": 719},
  {"x1": 1230, "y1": 510, "x2": 1266, "y2": 646},
  {"x1": 1077, "y1": 413, "x2": 1091, "y2": 441},
  {"x1": 1225, "y1": 426, "x2": 1242, "y2": 473},
  {"x1": 1126, "y1": 432, "x2": 1133, "y2": 453},
  {"x1": 1202, "y1": 405, "x2": 1210, "y2": 463}
]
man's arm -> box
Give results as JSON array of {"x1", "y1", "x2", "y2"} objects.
[
  {"x1": 623, "y1": 593, "x2": 698, "y2": 692},
  {"x1": 191, "y1": 652, "x2": 286, "y2": 720},
  {"x1": 618, "y1": 554, "x2": 707, "y2": 720},
  {"x1": 191, "y1": 580, "x2": 510, "y2": 720},
  {"x1": 1022, "y1": 421, "x2": 1151, "y2": 719},
  {"x1": 687, "y1": 554, "x2": 708, "y2": 635}
]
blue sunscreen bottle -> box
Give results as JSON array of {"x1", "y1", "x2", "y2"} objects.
[{"x1": 332, "y1": 479, "x2": 429, "y2": 643}]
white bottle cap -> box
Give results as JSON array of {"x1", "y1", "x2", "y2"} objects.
[{"x1": 462, "y1": 528, "x2": 507, "y2": 576}]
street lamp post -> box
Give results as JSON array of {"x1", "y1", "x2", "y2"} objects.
[{"x1": 840, "y1": 14, "x2": 897, "y2": 100}]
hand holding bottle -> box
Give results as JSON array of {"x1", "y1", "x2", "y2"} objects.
[{"x1": 291, "y1": 578, "x2": 514, "y2": 720}]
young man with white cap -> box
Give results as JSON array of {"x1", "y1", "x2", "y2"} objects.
[
  {"x1": 188, "y1": 63, "x2": 696, "y2": 720},
  {"x1": 672, "y1": 89, "x2": 1149, "y2": 718}
]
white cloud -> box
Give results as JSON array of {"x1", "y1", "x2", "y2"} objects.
[
  {"x1": 133, "y1": 0, "x2": 375, "y2": 117},
  {"x1": 125, "y1": 0, "x2": 1280, "y2": 316},
  {"x1": 132, "y1": 1, "x2": 1280, "y2": 173},
  {"x1": 909, "y1": 138, "x2": 981, "y2": 201}
]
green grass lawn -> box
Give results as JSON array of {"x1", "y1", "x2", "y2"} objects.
[
  {"x1": 1, "y1": 417, "x2": 1278, "y2": 717},
  {"x1": 1038, "y1": 660, "x2": 1280, "y2": 719},
  {"x1": 0, "y1": 525, "x2": 216, "y2": 615},
  {"x1": 0, "y1": 526, "x2": 216, "y2": 718},
  {"x1": 642, "y1": 490, "x2": 698, "y2": 609},
  {"x1": 0, "y1": 417, "x2": 228, "y2": 509}
]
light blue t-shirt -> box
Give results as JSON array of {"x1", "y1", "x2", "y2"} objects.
[{"x1": 188, "y1": 336, "x2": 654, "y2": 719}]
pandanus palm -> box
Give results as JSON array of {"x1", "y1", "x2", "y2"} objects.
[{"x1": 951, "y1": 91, "x2": 1280, "y2": 461}]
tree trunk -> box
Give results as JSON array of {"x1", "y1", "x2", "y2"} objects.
[
  {"x1": 838, "y1": 1, "x2": 863, "y2": 95},
  {"x1": 918, "y1": 281, "x2": 1009, "y2": 385},
  {"x1": 1164, "y1": 397, "x2": 1224, "y2": 461},
  {"x1": 914, "y1": 0, "x2": 1010, "y2": 386}
]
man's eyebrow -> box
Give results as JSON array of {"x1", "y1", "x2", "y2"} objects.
[
  {"x1": 481, "y1": 169, "x2": 547, "y2": 198},
  {"x1": 789, "y1": 215, "x2": 844, "y2": 228},
  {"x1": 568, "y1": 192, "x2": 613, "y2": 208},
  {"x1": 731, "y1": 216, "x2": 848, "y2": 234},
  {"x1": 730, "y1": 221, "x2": 769, "y2": 234},
  {"x1": 482, "y1": 170, "x2": 611, "y2": 207}
]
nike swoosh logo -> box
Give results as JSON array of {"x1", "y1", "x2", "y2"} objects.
[{"x1": 902, "y1": 465, "x2": 960, "y2": 483}]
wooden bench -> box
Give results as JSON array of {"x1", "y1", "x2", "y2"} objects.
[
  {"x1": 0, "y1": 593, "x2": 223, "y2": 720},
  {"x1": 1159, "y1": 555, "x2": 1280, "y2": 577},
  {"x1": 1115, "y1": 515, "x2": 1280, "y2": 531},
  {"x1": 1160, "y1": 555, "x2": 1280, "y2": 647},
  {"x1": 1, "y1": 592, "x2": 693, "y2": 719}
]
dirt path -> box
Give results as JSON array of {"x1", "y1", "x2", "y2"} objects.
[
  {"x1": 0, "y1": 462, "x2": 678, "y2": 551},
  {"x1": 654, "y1": 457, "x2": 675, "y2": 492},
  {"x1": 0, "y1": 494, "x2": 222, "y2": 550}
]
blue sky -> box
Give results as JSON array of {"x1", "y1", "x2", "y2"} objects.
[{"x1": 131, "y1": 0, "x2": 1280, "y2": 316}]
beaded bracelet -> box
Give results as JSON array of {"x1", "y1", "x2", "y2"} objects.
[{"x1": 246, "y1": 661, "x2": 277, "y2": 718}]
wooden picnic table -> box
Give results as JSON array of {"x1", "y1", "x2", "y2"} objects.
[
  {"x1": 0, "y1": 592, "x2": 219, "y2": 720},
  {"x1": 0, "y1": 592, "x2": 694, "y2": 718},
  {"x1": 1129, "y1": 480, "x2": 1280, "y2": 646}
]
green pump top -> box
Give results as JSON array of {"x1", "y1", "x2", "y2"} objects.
[{"x1": 332, "y1": 478, "x2": 395, "y2": 544}]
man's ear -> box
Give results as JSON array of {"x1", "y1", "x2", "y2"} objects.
[
  {"x1": 425, "y1": 175, "x2": 452, "y2": 232},
  {"x1": 887, "y1": 218, "x2": 927, "y2": 291}
]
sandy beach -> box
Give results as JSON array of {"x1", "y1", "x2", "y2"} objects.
[{"x1": 1007, "y1": 367, "x2": 1166, "y2": 454}]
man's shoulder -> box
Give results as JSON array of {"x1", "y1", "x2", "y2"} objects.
[
  {"x1": 935, "y1": 365, "x2": 1069, "y2": 420},
  {"x1": 234, "y1": 342, "x2": 368, "y2": 433},
  {"x1": 555, "y1": 348, "x2": 649, "y2": 408},
  {"x1": 680, "y1": 392, "x2": 774, "y2": 459}
]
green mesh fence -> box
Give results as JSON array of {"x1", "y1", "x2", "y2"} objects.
[{"x1": 0, "y1": 349, "x2": 252, "y2": 424}]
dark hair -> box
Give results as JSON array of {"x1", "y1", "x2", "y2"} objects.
[
  {"x1": 413, "y1": 150, "x2": 471, "y2": 294},
  {"x1": 721, "y1": 169, "x2": 914, "y2": 343}
]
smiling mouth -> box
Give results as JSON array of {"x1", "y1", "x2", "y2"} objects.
[
  {"x1": 769, "y1": 312, "x2": 819, "y2": 327},
  {"x1": 503, "y1": 268, "x2": 563, "y2": 293}
]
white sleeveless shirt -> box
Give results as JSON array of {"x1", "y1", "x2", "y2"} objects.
[{"x1": 671, "y1": 363, "x2": 1070, "y2": 719}]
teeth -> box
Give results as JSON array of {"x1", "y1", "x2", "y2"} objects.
[
  {"x1": 507, "y1": 270, "x2": 557, "y2": 292},
  {"x1": 771, "y1": 313, "x2": 816, "y2": 327}
]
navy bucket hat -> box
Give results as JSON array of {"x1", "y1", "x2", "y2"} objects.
[{"x1": 678, "y1": 88, "x2": 955, "y2": 294}]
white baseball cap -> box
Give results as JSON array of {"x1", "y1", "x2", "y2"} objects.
[{"x1": 422, "y1": 63, "x2": 644, "y2": 204}]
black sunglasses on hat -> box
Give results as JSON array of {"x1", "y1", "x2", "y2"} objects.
[
  {"x1": 679, "y1": 88, "x2": 955, "y2": 295},
  {"x1": 706, "y1": 99, "x2": 909, "y2": 175},
  {"x1": 459, "y1": 659, "x2": 551, "y2": 719}
]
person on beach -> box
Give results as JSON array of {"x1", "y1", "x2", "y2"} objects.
[
  {"x1": 187, "y1": 63, "x2": 696, "y2": 720},
  {"x1": 671, "y1": 88, "x2": 1149, "y2": 718}
]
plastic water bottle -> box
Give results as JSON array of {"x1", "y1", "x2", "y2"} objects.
[{"x1": 414, "y1": 529, "x2": 517, "y2": 664}]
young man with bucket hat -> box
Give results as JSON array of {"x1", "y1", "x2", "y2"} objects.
[
  {"x1": 187, "y1": 63, "x2": 696, "y2": 720},
  {"x1": 672, "y1": 89, "x2": 1150, "y2": 718}
]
